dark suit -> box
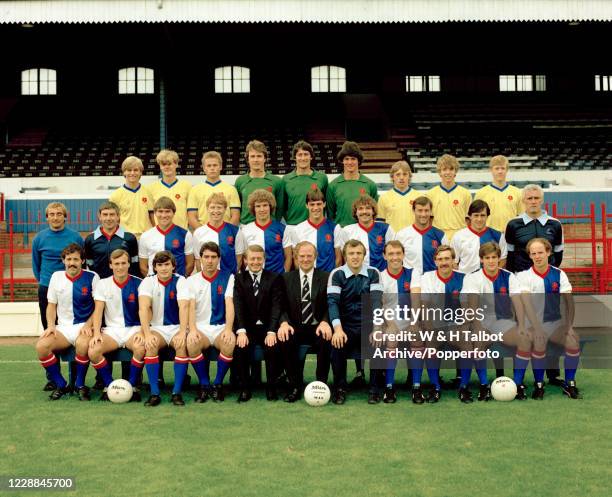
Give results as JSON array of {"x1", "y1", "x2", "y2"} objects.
[
  {"x1": 233, "y1": 269, "x2": 283, "y2": 390},
  {"x1": 280, "y1": 269, "x2": 332, "y2": 387}
]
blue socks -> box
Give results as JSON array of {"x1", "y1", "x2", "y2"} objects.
[
  {"x1": 145, "y1": 356, "x2": 160, "y2": 395},
  {"x1": 40, "y1": 353, "x2": 67, "y2": 388}
]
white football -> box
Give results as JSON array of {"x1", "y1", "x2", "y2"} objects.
[
  {"x1": 107, "y1": 379, "x2": 133, "y2": 404},
  {"x1": 490, "y1": 376, "x2": 517, "y2": 401},
  {"x1": 303, "y1": 381, "x2": 331, "y2": 406}
]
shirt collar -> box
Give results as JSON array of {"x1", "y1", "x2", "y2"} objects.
[
  {"x1": 161, "y1": 178, "x2": 179, "y2": 188},
  {"x1": 122, "y1": 184, "x2": 141, "y2": 193},
  {"x1": 392, "y1": 186, "x2": 412, "y2": 196},
  {"x1": 520, "y1": 211, "x2": 550, "y2": 226},
  {"x1": 336, "y1": 173, "x2": 366, "y2": 184},
  {"x1": 299, "y1": 268, "x2": 314, "y2": 280},
  {"x1": 93, "y1": 226, "x2": 126, "y2": 239},
  {"x1": 340, "y1": 264, "x2": 369, "y2": 278},
  {"x1": 205, "y1": 179, "x2": 222, "y2": 187},
  {"x1": 250, "y1": 270, "x2": 262, "y2": 280}
]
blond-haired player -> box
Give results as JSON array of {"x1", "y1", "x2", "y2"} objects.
[
  {"x1": 187, "y1": 151, "x2": 241, "y2": 229},
  {"x1": 474, "y1": 155, "x2": 523, "y2": 233},
  {"x1": 148, "y1": 149, "x2": 192, "y2": 229},
  {"x1": 426, "y1": 154, "x2": 471, "y2": 240},
  {"x1": 109, "y1": 156, "x2": 154, "y2": 236},
  {"x1": 377, "y1": 160, "x2": 422, "y2": 232}
]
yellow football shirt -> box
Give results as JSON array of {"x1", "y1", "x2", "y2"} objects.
[
  {"x1": 109, "y1": 184, "x2": 154, "y2": 236},
  {"x1": 427, "y1": 184, "x2": 472, "y2": 240},
  {"x1": 147, "y1": 179, "x2": 192, "y2": 229},
  {"x1": 377, "y1": 187, "x2": 422, "y2": 232},
  {"x1": 187, "y1": 180, "x2": 241, "y2": 225},
  {"x1": 474, "y1": 183, "x2": 524, "y2": 233}
]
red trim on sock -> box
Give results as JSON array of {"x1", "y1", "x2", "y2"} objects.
[
  {"x1": 92, "y1": 358, "x2": 108, "y2": 369},
  {"x1": 531, "y1": 351, "x2": 546, "y2": 359},
  {"x1": 144, "y1": 356, "x2": 159, "y2": 364},
  {"x1": 218, "y1": 353, "x2": 233, "y2": 363},
  {"x1": 516, "y1": 350, "x2": 531, "y2": 360},
  {"x1": 565, "y1": 348, "x2": 580, "y2": 357},
  {"x1": 190, "y1": 353, "x2": 204, "y2": 364},
  {"x1": 39, "y1": 353, "x2": 57, "y2": 367},
  {"x1": 131, "y1": 357, "x2": 144, "y2": 368},
  {"x1": 174, "y1": 356, "x2": 190, "y2": 364},
  {"x1": 75, "y1": 354, "x2": 89, "y2": 365}
]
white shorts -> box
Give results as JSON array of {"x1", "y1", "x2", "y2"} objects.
[
  {"x1": 56, "y1": 323, "x2": 85, "y2": 346},
  {"x1": 196, "y1": 322, "x2": 225, "y2": 344},
  {"x1": 481, "y1": 318, "x2": 517, "y2": 336},
  {"x1": 102, "y1": 326, "x2": 141, "y2": 348},
  {"x1": 525, "y1": 318, "x2": 564, "y2": 338},
  {"x1": 151, "y1": 325, "x2": 181, "y2": 346}
]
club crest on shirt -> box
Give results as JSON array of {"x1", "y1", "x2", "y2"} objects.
[
  {"x1": 551, "y1": 281, "x2": 559, "y2": 292},
  {"x1": 172, "y1": 238, "x2": 180, "y2": 248},
  {"x1": 452, "y1": 290, "x2": 460, "y2": 296},
  {"x1": 81, "y1": 286, "x2": 89, "y2": 295},
  {"x1": 403, "y1": 281, "x2": 410, "y2": 291},
  {"x1": 217, "y1": 285, "x2": 224, "y2": 295},
  {"x1": 169, "y1": 290, "x2": 175, "y2": 300},
  {"x1": 376, "y1": 235, "x2": 383, "y2": 244},
  {"x1": 508, "y1": 195, "x2": 513, "y2": 201},
  {"x1": 359, "y1": 188, "x2": 366, "y2": 195},
  {"x1": 275, "y1": 233, "x2": 282, "y2": 242},
  {"x1": 311, "y1": 183, "x2": 318, "y2": 190},
  {"x1": 141, "y1": 197, "x2": 148, "y2": 203},
  {"x1": 453, "y1": 199, "x2": 459, "y2": 205},
  {"x1": 325, "y1": 233, "x2": 332, "y2": 242},
  {"x1": 128, "y1": 293, "x2": 136, "y2": 302},
  {"x1": 431, "y1": 240, "x2": 439, "y2": 248},
  {"x1": 266, "y1": 186, "x2": 273, "y2": 192},
  {"x1": 499, "y1": 286, "x2": 507, "y2": 294},
  {"x1": 227, "y1": 236, "x2": 234, "y2": 245},
  {"x1": 175, "y1": 194, "x2": 181, "y2": 200}
]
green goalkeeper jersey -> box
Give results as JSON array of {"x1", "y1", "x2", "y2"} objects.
[{"x1": 234, "y1": 171, "x2": 285, "y2": 224}]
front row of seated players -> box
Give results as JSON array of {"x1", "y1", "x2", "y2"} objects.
[
  {"x1": 36, "y1": 238, "x2": 580, "y2": 403},
  {"x1": 37, "y1": 246, "x2": 145, "y2": 401}
]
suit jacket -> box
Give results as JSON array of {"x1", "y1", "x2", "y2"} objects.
[
  {"x1": 233, "y1": 269, "x2": 283, "y2": 334},
  {"x1": 280, "y1": 269, "x2": 330, "y2": 327}
]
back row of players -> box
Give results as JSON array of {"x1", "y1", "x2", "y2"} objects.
[{"x1": 33, "y1": 139, "x2": 574, "y2": 404}]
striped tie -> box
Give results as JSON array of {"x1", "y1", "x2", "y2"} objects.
[
  {"x1": 301, "y1": 275, "x2": 313, "y2": 325},
  {"x1": 252, "y1": 273, "x2": 260, "y2": 297}
]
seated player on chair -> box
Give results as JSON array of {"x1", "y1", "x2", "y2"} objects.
[
  {"x1": 517, "y1": 238, "x2": 581, "y2": 400},
  {"x1": 139, "y1": 251, "x2": 191, "y2": 407},
  {"x1": 186, "y1": 242, "x2": 236, "y2": 403},
  {"x1": 36, "y1": 243, "x2": 99, "y2": 401},
  {"x1": 461, "y1": 241, "x2": 527, "y2": 401},
  {"x1": 89, "y1": 249, "x2": 145, "y2": 401}
]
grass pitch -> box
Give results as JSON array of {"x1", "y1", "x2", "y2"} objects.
[{"x1": 1, "y1": 344, "x2": 611, "y2": 497}]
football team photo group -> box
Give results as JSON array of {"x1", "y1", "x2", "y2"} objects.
[
  {"x1": 33, "y1": 140, "x2": 582, "y2": 407},
  {"x1": 1, "y1": 2, "x2": 610, "y2": 496}
]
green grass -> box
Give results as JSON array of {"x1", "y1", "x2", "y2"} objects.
[{"x1": 1, "y1": 344, "x2": 611, "y2": 497}]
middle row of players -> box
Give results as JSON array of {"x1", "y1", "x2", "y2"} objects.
[{"x1": 99, "y1": 187, "x2": 506, "y2": 280}]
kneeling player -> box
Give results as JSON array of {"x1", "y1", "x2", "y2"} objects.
[
  {"x1": 36, "y1": 243, "x2": 99, "y2": 400},
  {"x1": 462, "y1": 242, "x2": 527, "y2": 400},
  {"x1": 139, "y1": 251, "x2": 191, "y2": 406},
  {"x1": 89, "y1": 249, "x2": 145, "y2": 401},
  {"x1": 517, "y1": 238, "x2": 580, "y2": 399},
  {"x1": 187, "y1": 242, "x2": 236, "y2": 402}
]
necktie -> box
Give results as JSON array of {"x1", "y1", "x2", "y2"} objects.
[
  {"x1": 252, "y1": 273, "x2": 260, "y2": 297},
  {"x1": 301, "y1": 274, "x2": 313, "y2": 325}
]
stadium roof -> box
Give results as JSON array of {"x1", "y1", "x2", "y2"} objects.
[{"x1": 1, "y1": 0, "x2": 611, "y2": 24}]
